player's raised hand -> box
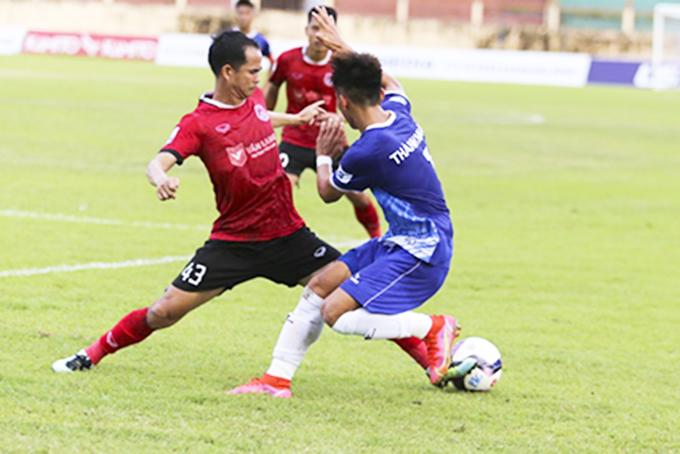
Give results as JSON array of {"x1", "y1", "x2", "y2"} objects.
[
  {"x1": 298, "y1": 99, "x2": 326, "y2": 125},
  {"x1": 156, "y1": 176, "x2": 180, "y2": 201},
  {"x1": 316, "y1": 117, "x2": 346, "y2": 160},
  {"x1": 312, "y1": 6, "x2": 352, "y2": 54},
  {"x1": 315, "y1": 111, "x2": 343, "y2": 124}
]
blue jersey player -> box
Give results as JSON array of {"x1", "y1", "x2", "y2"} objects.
[
  {"x1": 228, "y1": 7, "x2": 462, "y2": 398},
  {"x1": 233, "y1": 0, "x2": 274, "y2": 67}
]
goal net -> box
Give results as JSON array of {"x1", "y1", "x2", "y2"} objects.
[{"x1": 652, "y1": 3, "x2": 680, "y2": 89}]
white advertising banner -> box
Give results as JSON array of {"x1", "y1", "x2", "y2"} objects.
[
  {"x1": 0, "y1": 25, "x2": 27, "y2": 56},
  {"x1": 360, "y1": 45, "x2": 593, "y2": 87},
  {"x1": 155, "y1": 33, "x2": 213, "y2": 68},
  {"x1": 154, "y1": 33, "x2": 592, "y2": 87}
]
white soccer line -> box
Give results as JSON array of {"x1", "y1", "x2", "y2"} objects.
[
  {"x1": 0, "y1": 239, "x2": 363, "y2": 278},
  {"x1": 0, "y1": 255, "x2": 191, "y2": 278},
  {"x1": 1, "y1": 209, "x2": 364, "y2": 278},
  {"x1": 2, "y1": 209, "x2": 364, "y2": 247},
  {"x1": 0, "y1": 209, "x2": 207, "y2": 231}
]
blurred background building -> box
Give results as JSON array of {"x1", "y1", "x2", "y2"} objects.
[{"x1": 1, "y1": 0, "x2": 679, "y2": 58}]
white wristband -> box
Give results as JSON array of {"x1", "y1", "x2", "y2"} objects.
[{"x1": 316, "y1": 155, "x2": 333, "y2": 170}]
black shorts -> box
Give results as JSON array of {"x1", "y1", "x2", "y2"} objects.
[
  {"x1": 171, "y1": 227, "x2": 341, "y2": 293},
  {"x1": 279, "y1": 141, "x2": 340, "y2": 177}
]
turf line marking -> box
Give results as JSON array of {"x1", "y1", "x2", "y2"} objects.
[
  {"x1": 0, "y1": 209, "x2": 207, "y2": 231},
  {"x1": 2, "y1": 209, "x2": 365, "y2": 248},
  {"x1": 0, "y1": 256, "x2": 191, "y2": 278},
  {"x1": 0, "y1": 238, "x2": 363, "y2": 278}
]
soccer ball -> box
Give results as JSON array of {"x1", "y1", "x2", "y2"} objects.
[{"x1": 449, "y1": 337, "x2": 502, "y2": 392}]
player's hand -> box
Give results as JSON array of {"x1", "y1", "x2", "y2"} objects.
[
  {"x1": 315, "y1": 111, "x2": 343, "y2": 124},
  {"x1": 298, "y1": 100, "x2": 326, "y2": 125},
  {"x1": 312, "y1": 6, "x2": 352, "y2": 54},
  {"x1": 316, "y1": 117, "x2": 346, "y2": 160},
  {"x1": 156, "y1": 176, "x2": 180, "y2": 201}
]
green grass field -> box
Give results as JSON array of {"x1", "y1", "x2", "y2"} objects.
[{"x1": 1, "y1": 54, "x2": 679, "y2": 453}]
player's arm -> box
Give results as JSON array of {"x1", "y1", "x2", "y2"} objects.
[
  {"x1": 261, "y1": 39, "x2": 275, "y2": 69},
  {"x1": 146, "y1": 152, "x2": 180, "y2": 201},
  {"x1": 263, "y1": 81, "x2": 280, "y2": 110},
  {"x1": 313, "y1": 6, "x2": 405, "y2": 96},
  {"x1": 315, "y1": 117, "x2": 346, "y2": 203},
  {"x1": 269, "y1": 100, "x2": 326, "y2": 128},
  {"x1": 382, "y1": 72, "x2": 405, "y2": 95}
]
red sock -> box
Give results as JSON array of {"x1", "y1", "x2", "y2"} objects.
[
  {"x1": 85, "y1": 308, "x2": 154, "y2": 365},
  {"x1": 354, "y1": 202, "x2": 381, "y2": 238},
  {"x1": 261, "y1": 373, "x2": 291, "y2": 389},
  {"x1": 391, "y1": 337, "x2": 430, "y2": 370},
  {"x1": 426, "y1": 315, "x2": 443, "y2": 338}
]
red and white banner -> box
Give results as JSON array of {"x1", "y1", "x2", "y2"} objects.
[{"x1": 22, "y1": 31, "x2": 158, "y2": 61}]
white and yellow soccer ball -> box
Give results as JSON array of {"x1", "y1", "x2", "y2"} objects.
[{"x1": 449, "y1": 337, "x2": 503, "y2": 392}]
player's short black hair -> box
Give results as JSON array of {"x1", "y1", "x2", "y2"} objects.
[
  {"x1": 236, "y1": 0, "x2": 254, "y2": 8},
  {"x1": 208, "y1": 30, "x2": 260, "y2": 76},
  {"x1": 331, "y1": 52, "x2": 382, "y2": 106},
  {"x1": 308, "y1": 5, "x2": 337, "y2": 23}
]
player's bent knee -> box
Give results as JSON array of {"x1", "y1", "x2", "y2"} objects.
[
  {"x1": 308, "y1": 262, "x2": 350, "y2": 298},
  {"x1": 308, "y1": 274, "x2": 327, "y2": 298},
  {"x1": 320, "y1": 301, "x2": 339, "y2": 327},
  {"x1": 321, "y1": 300, "x2": 350, "y2": 327}
]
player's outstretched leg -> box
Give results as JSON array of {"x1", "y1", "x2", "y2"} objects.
[
  {"x1": 51, "y1": 307, "x2": 154, "y2": 373},
  {"x1": 424, "y1": 315, "x2": 461, "y2": 386},
  {"x1": 225, "y1": 376, "x2": 292, "y2": 398},
  {"x1": 51, "y1": 286, "x2": 222, "y2": 373},
  {"x1": 391, "y1": 337, "x2": 429, "y2": 370},
  {"x1": 226, "y1": 285, "x2": 330, "y2": 398}
]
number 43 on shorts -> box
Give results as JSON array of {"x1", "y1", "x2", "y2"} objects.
[{"x1": 180, "y1": 262, "x2": 208, "y2": 286}]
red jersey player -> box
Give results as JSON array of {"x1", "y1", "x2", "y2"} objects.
[
  {"x1": 265, "y1": 6, "x2": 381, "y2": 239},
  {"x1": 50, "y1": 31, "x2": 340, "y2": 385}
]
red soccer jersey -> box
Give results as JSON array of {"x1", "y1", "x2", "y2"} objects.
[
  {"x1": 270, "y1": 47, "x2": 336, "y2": 149},
  {"x1": 161, "y1": 88, "x2": 305, "y2": 242}
]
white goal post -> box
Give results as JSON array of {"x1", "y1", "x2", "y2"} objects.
[{"x1": 652, "y1": 3, "x2": 680, "y2": 89}]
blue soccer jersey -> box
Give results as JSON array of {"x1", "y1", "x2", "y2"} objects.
[
  {"x1": 231, "y1": 28, "x2": 272, "y2": 59},
  {"x1": 331, "y1": 92, "x2": 453, "y2": 266}
]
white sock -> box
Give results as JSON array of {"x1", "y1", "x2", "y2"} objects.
[
  {"x1": 266, "y1": 287, "x2": 324, "y2": 380},
  {"x1": 332, "y1": 308, "x2": 433, "y2": 340}
]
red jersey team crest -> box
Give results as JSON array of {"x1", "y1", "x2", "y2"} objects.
[{"x1": 226, "y1": 144, "x2": 247, "y2": 167}]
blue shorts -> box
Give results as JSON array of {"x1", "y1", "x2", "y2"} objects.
[{"x1": 338, "y1": 239, "x2": 450, "y2": 315}]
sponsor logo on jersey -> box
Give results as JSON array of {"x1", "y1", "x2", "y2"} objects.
[
  {"x1": 226, "y1": 144, "x2": 247, "y2": 167},
  {"x1": 245, "y1": 132, "x2": 277, "y2": 159},
  {"x1": 323, "y1": 72, "x2": 333, "y2": 87},
  {"x1": 291, "y1": 72, "x2": 304, "y2": 80},
  {"x1": 349, "y1": 272, "x2": 360, "y2": 284},
  {"x1": 164, "y1": 126, "x2": 179, "y2": 145},
  {"x1": 215, "y1": 123, "x2": 231, "y2": 134},
  {"x1": 313, "y1": 246, "x2": 327, "y2": 258},
  {"x1": 254, "y1": 104, "x2": 270, "y2": 122}
]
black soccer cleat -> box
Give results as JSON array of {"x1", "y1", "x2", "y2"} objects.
[{"x1": 51, "y1": 350, "x2": 93, "y2": 373}]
